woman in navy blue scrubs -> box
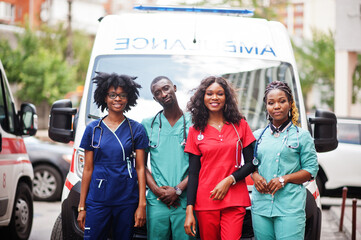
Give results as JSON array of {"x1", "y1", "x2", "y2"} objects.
[{"x1": 77, "y1": 72, "x2": 148, "y2": 240}]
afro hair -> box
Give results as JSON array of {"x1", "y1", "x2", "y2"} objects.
[{"x1": 93, "y1": 72, "x2": 141, "y2": 112}]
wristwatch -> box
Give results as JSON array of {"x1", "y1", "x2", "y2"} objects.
[
  {"x1": 174, "y1": 186, "x2": 182, "y2": 196},
  {"x1": 279, "y1": 176, "x2": 285, "y2": 188},
  {"x1": 78, "y1": 206, "x2": 86, "y2": 212}
]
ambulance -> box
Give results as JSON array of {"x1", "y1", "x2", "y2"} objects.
[
  {"x1": 0, "y1": 59, "x2": 38, "y2": 240},
  {"x1": 48, "y1": 6, "x2": 338, "y2": 239}
]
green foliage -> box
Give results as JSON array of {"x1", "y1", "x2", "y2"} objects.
[
  {"x1": 17, "y1": 47, "x2": 75, "y2": 105},
  {"x1": 0, "y1": 23, "x2": 92, "y2": 105},
  {"x1": 353, "y1": 55, "x2": 361, "y2": 104},
  {"x1": 293, "y1": 30, "x2": 335, "y2": 109}
]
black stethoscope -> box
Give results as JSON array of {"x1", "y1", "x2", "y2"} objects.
[
  {"x1": 91, "y1": 115, "x2": 135, "y2": 158},
  {"x1": 149, "y1": 110, "x2": 187, "y2": 148},
  {"x1": 91, "y1": 115, "x2": 136, "y2": 178},
  {"x1": 252, "y1": 122, "x2": 300, "y2": 166}
]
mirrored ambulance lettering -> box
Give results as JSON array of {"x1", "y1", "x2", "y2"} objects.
[{"x1": 115, "y1": 37, "x2": 276, "y2": 57}]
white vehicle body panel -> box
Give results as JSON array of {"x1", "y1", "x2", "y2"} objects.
[
  {"x1": 0, "y1": 60, "x2": 34, "y2": 226},
  {"x1": 318, "y1": 119, "x2": 361, "y2": 190}
]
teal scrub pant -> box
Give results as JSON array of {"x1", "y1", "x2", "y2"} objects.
[
  {"x1": 252, "y1": 213, "x2": 305, "y2": 240},
  {"x1": 147, "y1": 202, "x2": 194, "y2": 240}
]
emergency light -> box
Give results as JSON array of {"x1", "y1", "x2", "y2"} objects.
[{"x1": 133, "y1": 5, "x2": 254, "y2": 16}]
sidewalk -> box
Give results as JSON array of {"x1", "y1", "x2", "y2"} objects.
[{"x1": 324, "y1": 197, "x2": 361, "y2": 239}]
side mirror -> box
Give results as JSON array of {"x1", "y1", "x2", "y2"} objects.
[
  {"x1": 19, "y1": 103, "x2": 37, "y2": 136},
  {"x1": 48, "y1": 99, "x2": 77, "y2": 143},
  {"x1": 309, "y1": 109, "x2": 338, "y2": 152}
]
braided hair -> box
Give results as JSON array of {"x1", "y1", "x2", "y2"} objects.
[
  {"x1": 263, "y1": 81, "x2": 299, "y2": 126},
  {"x1": 93, "y1": 72, "x2": 141, "y2": 112},
  {"x1": 187, "y1": 76, "x2": 244, "y2": 131}
]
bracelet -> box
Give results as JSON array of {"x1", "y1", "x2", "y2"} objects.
[
  {"x1": 229, "y1": 175, "x2": 236, "y2": 185},
  {"x1": 78, "y1": 206, "x2": 86, "y2": 212}
]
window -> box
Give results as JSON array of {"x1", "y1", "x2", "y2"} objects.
[
  {"x1": 0, "y1": 70, "x2": 16, "y2": 133},
  {"x1": 337, "y1": 122, "x2": 361, "y2": 144},
  {"x1": 87, "y1": 55, "x2": 299, "y2": 131},
  {"x1": 295, "y1": 4, "x2": 304, "y2": 13},
  {"x1": 0, "y1": 2, "x2": 14, "y2": 21}
]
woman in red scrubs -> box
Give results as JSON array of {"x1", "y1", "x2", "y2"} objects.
[{"x1": 184, "y1": 76, "x2": 256, "y2": 240}]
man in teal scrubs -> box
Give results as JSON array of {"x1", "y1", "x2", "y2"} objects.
[{"x1": 142, "y1": 76, "x2": 194, "y2": 240}]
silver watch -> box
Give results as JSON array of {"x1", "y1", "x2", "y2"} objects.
[
  {"x1": 279, "y1": 176, "x2": 285, "y2": 188},
  {"x1": 174, "y1": 186, "x2": 182, "y2": 196}
]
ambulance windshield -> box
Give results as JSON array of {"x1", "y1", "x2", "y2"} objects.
[{"x1": 86, "y1": 55, "x2": 299, "y2": 131}]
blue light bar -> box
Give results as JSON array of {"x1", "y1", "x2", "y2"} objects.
[{"x1": 133, "y1": 5, "x2": 254, "y2": 15}]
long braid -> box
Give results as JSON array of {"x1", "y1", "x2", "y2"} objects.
[{"x1": 290, "y1": 96, "x2": 300, "y2": 126}]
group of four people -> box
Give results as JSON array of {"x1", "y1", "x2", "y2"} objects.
[{"x1": 76, "y1": 72, "x2": 318, "y2": 240}]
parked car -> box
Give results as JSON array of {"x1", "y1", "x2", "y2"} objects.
[
  {"x1": 317, "y1": 118, "x2": 361, "y2": 196},
  {"x1": 24, "y1": 136, "x2": 72, "y2": 201}
]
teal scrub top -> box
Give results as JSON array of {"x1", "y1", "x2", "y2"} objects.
[
  {"x1": 142, "y1": 112, "x2": 192, "y2": 208},
  {"x1": 251, "y1": 124, "x2": 318, "y2": 217}
]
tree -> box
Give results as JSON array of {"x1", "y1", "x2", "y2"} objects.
[
  {"x1": 293, "y1": 30, "x2": 335, "y2": 109},
  {"x1": 0, "y1": 23, "x2": 92, "y2": 105},
  {"x1": 352, "y1": 55, "x2": 361, "y2": 104}
]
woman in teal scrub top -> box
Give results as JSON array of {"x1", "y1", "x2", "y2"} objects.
[{"x1": 251, "y1": 81, "x2": 318, "y2": 240}]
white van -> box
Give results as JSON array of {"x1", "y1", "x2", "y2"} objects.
[
  {"x1": 48, "y1": 6, "x2": 337, "y2": 240},
  {"x1": 0, "y1": 59, "x2": 38, "y2": 240},
  {"x1": 317, "y1": 117, "x2": 361, "y2": 195}
]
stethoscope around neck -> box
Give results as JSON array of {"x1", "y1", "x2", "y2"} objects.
[
  {"x1": 90, "y1": 115, "x2": 136, "y2": 178},
  {"x1": 148, "y1": 110, "x2": 187, "y2": 148},
  {"x1": 252, "y1": 122, "x2": 300, "y2": 166},
  {"x1": 197, "y1": 122, "x2": 244, "y2": 168}
]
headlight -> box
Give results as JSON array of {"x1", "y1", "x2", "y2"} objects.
[{"x1": 75, "y1": 148, "x2": 85, "y2": 178}]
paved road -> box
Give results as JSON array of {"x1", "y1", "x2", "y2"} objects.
[
  {"x1": 322, "y1": 197, "x2": 361, "y2": 240},
  {"x1": 30, "y1": 198, "x2": 353, "y2": 240},
  {"x1": 321, "y1": 206, "x2": 349, "y2": 240},
  {"x1": 29, "y1": 201, "x2": 61, "y2": 240}
]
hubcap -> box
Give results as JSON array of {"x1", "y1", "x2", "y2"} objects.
[
  {"x1": 33, "y1": 170, "x2": 57, "y2": 198},
  {"x1": 14, "y1": 198, "x2": 29, "y2": 233}
]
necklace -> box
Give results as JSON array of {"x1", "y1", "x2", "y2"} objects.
[{"x1": 208, "y1": 121, "x2": 225, "y2": 131}]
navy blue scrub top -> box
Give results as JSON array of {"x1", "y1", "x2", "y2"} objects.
[{"x1": 80, "y1": 118, "x2": 148, "y2": 206}]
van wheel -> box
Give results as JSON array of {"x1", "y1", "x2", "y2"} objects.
[
  {"x1": 33, "y1": 165, "x2": 63, "y2": 201},
  {"x1": 4, "y1": 182, "x2": 33, "y2": 240},
  {"x1": 51, "y1": 213, "x2": 63, "y2": 240},
  {"x1": 316, "y1": 175, "x2": 325, "y2": 196},
  {"x1": 305, "y1": 189, "x2": 321, "y2": 240}
]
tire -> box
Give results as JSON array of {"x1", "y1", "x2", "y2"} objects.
[
  {"x1": 316, "y1": 175, "x2": 325, "y2": 197},
  {"x1": 51, "y1": 213, "x2": 63, "y2": 240},
  {"x1": 33, "y1": 165, "x2": 63, "y2": 201},
  {"x1": 3, "y1": 182, "x2": 33, "y2": 240},
  {"x1": 305, "y1": 189, "x2": 321, "y2": 240}
]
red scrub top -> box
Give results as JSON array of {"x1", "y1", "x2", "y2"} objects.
[{"x1": 185, "y1": 119, "x2": 255, "y2": 211}]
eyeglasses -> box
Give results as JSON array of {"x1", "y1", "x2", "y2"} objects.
[{"x1": 107, "y1": 92, "x2": 128, "y2": 99}]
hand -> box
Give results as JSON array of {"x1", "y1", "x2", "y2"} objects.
[
  {"x1": 77, "y1": 210, "x2": 86, "y2": 231},
  {"x1": 134, "y1": 205, "x2": 146, "y2": 227},
  {"x1": 267, "y1": 177, "x2": 284, "y2": 196},
  {"x1": 184, "y1": 206, "x2": 197, "y2": 237},
  {"x1": 209, "y1": 176, "x2": 233, "y2": 200},
  {"x1": 158, "y1": 186, "x2": 179, "y2": 207},
  {"x1": 253, "y1": 172, "x2": 269, "y2": 194}
]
